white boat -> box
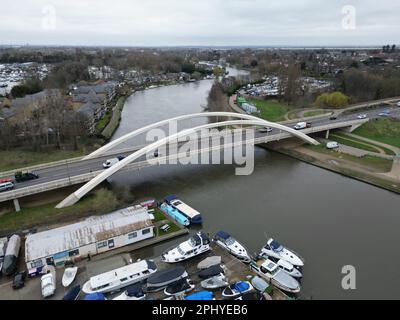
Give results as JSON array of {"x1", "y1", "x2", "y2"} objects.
[
  {"x1": 201, "y1": 275, "x2": 229, "y2": 290},
  {"x1": 113, "y1": 284, "x2": 146, "y2": 300},
  {"x1": 250, "y1": 258, "x2": 301, "y2": 294},
  {"x1": 62, "y1": 267, "x2": 78, "y2": 287},
  {"x1": 161, "y1": 231, "x2": 211, "y2": 263},
  {"x1": 82, "y1": 260, "x2": 157, "y2": 294},
  {"x1": 260, "y1": 238, "x2": 304, "y2": 267},
  {"x1": 222, "y1": 281, "x2": 254, "y2": 298},
  {"x1": 259, "y1": 253, "x2": 302, "y2": 278},
  {"x1": 214, "y1": 231, "x2": 251, "y2": 263},
  {"x1": 0, "y1": 237, "x2": 8, "y2": 274}
]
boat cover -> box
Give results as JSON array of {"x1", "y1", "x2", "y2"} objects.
[
  {"x1": 185, "y1": 291, "x2": 214, "y2": 300},
  {"x1": 126, "y1": 284, "x2": 144, "y2": 297},
  {"x1": 201, "y1": 276, "x2": 228, "y2": 289},
  {"x1": 147, "y1": 266, "x2": 186, "y2": 286},
  {"x1": 83, "y1": 293, "x2": 106, "y2": 300},
  {"x1": 215, "y1": 231, "x2": 231, "y2": 240},
  {"x1": 198, "y1": 265, "x2": 224, "y2": 279},
  {"x1": 165, "y1": 195, "x2": 178, "y2": 203},
  {"x1": 197, "y1": 256, "x2": 221, "y2": 269},
  {"x1": 234, "y1": 281, "x2": 250, "y2": 292},
  {"x1": 5, "y1": 235, "x2": 20, "y2": 257},
  {"x1": 165, "y1": 278, "x2": 191, "y2": 294},
  {"x1": 251, "y1": 276, "x2": 269, "y2": 292},
  {"x1": 191, "y1": 232, "x2": 210, "y2": 246},
  {"x1": 63, "y1": 285, "x2": 81, "y2": 300}
]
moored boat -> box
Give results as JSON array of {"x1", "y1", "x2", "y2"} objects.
[
  {"x1": 222, "y1": 281, "x2": 254, "y2": 298},
  {"x1": 165, "y1": 195, "x2": 203, "y2": 224},
  {"x1": 159, "y1": 203, "x2": 190, "y2": 226},
  {"x1": 161, "y1": 231, "x2": 210, "y2": 263},
  {"x1": 260, "y1": 238, "x2": 304, "y2": 268},
  {"x1": 113, "y1": 284, "x2": 146, "y2": 300},
  {"x1": 145, "y1": 266, "x2": 188, "y2": 292},
  {"x1": 82, "y1": 260, "x2": 157, "y2": 294},
  {"x1": 214, "y1": 231, "x2": 251, "y2": 263}
]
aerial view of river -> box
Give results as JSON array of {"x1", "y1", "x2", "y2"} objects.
[{"x1": 109, "y1": 67, "x2": 400, "y2": 299}]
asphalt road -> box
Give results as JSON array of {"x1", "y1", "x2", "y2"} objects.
[{"x1": 3, "y1": 103, "x2": 400, "y2": 192}]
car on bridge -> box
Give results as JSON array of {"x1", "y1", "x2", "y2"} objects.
[
  {"x1": 258, "y1": 127, "x2": 273, "y2": 133},
  {"x1": 102, "y1": 156, "x2": 126, "y2": 169},
  {"x1": 378, "y1": 111, "x2": 391, "y2": 117},
  {"x1": 357, "y1": 114, "x2": 367, "y2": 119},
  {"x1": 0, "y1": 182, "x2": 15, "y2": 192},
  {"x1": 14, "y1": 172, "x2": 39, "y2": 183}
]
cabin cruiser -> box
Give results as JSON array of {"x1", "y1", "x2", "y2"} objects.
[
  {"x1": 62, "y1": 267, "x2": 78, "y2": 287},
  {"x1": 222, "y1": 281, "x2": 254, "y2": 298},
  {"x1": 113, "y1": 284, "x2": 146, "y2": 300},
  {"x1": 82, "y1": 260, "x2": 157, "y2": 294},
  {"x1": 260, "y1": 238, "x2": 304, "y2": 268},
  {"x1": 214, "y1": 231, "x2": 251, "y2": 263},
  {"x1": 250, "y1": 258, "x2": 301, "y2": 294},
  {"x1": 161, "y1": 231, "x2": 210, "y2": 263},
  {"x1": 164, "y1": 278, "x2": 195, "y2": 296},
  {"x1": 165, "y1": 195, "x2": 203, "y2": 224},
  {"x1": 145, "y1": 266, "x2": 188, "y2": 292}
]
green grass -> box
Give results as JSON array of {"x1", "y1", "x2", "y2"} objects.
[
  {"x1": 101, "y1": 97, "x2": 126, "y2": 139},
  {"x1": 331, "y1": 133, "x2": 396, "y2": 156},
  {"x1": 153, "y1": 208, "x2": 167, "y2": 222},
  {"x1": 96, "y1": 111, "x2": 112, "y2": 132},
  {"x1": 0, "y1": 189, "x2": 121, "y2": 234},
  {"x1": 353, "y1": 119, "x2": 400, "y2": 148},
  {"x1": 157, "y1": 222, "x2": 181, "y2": 235},
  {"x1": 303, "y1": 110, "x2": 328, "y2": 117},
  {"x1": 248, "y1": 98, "x2": 290, "y2": 122},
  {"x1": 306, "y1": 144, "x2": 393, "y2": 172},
  {"x1": 0, "y1": 149, "x2": 89, "y2": 172}
]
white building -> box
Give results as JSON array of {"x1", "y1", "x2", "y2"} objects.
[{"x1": 25, "y1": 205, "x2": 154, "y2": 276}]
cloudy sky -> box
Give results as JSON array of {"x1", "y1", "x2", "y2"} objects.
[{"x1": 0, "y1": 0, "x2": 399, "y2": 46}]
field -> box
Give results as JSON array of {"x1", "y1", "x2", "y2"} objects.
[
  {"x1": 353, "y1": 119, "x2": 400, "y2": 148},
  {"x1": 248, "y1": 98, "x2": 290, "y2": 122}
]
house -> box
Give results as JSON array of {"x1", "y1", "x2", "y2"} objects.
[{"x1": 25, "y1": 205, "x2": 155, "y2": 276}]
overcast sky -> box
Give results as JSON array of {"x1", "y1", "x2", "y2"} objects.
[{"x1": 0, "y1": 0, "x2": 399, "y2": 46}]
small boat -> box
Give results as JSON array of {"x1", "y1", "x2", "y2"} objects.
[
  {"x1": 113, "y1": 284, "x2": 146, "y2": 300},
  {"x1": 198, "y1": 265, "x2": 224, "y2": 279},
  {"x1": 185, "y1": 291, "x2": 214, "y2": 300},
  {"x1": 250, "y1": 259, "x2": 301, "y2": 294},
  {"x1": 222, "y1": 281, "x2": 254, "y2": 298},
  {"x1": 275, "y1": 258, "x2": 303, "y2": 278},
  {"x1": 164, "y1": 278, "x2": 195, "y2": 296},
  {"x1": 0, "y1": 237, "x2": 8, "y2": 274},
  {"x1": 251, "y1": 276, "x2": 269, "y2": 293},
  {"x1": 145, "y1": 266, "x2": 188, "y2": 292},
  {"x1": 63, "y1": 285, "x2": 81, "y2": 300},
  {"x1": 214, "y1": 231, "x2": 251, "y2": 263},
  {"x1": 235, "y1": 291, "x2": 265, "y2": 300},
  {"x1": 165, "y1": 195, "x2": 203, "y2": 224},
  {"x1": 2, "y1": 234, "x2": 21, "y2": 276},
  {"x1": 159, "y1": 203, "x2": 190, "y2": 226},
  {"x1": 201, "y1": 275, "x2": 229, "y2": 290},
  {"x1": 260, "y1": 238, "x2": 304, "y2": 267},
  {"x1": 197, "y1": 256, "x2": 221, "y2": 270},
  {"x1": 161, "y1": 232, "x2": 210, "y2": 263},
  {"x1": 62, "y1": 267, "x2": 78, "y2": 287},
  {"x1": 82, "y1": 260, "x2": 157, "y2": 294}
]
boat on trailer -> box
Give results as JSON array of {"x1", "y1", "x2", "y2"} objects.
[
  {"x1": 62, "y1": 267, "x2": 78, "y2": 287},
  {"x1": 165, "y1": 195, "x2": 203, "y2": 224},
  {"x1": 164, "y1": 278, "x2": 195, "y2": 296},
  {"x1": 82, "y1": 260, "x2": 157, "y2": 294},
  {"x1": 214, "y1": 231, "x2": 251, "y2": 263},
  {"x1": 145, "y1": 266, "x2": 188, "y2": 292}
]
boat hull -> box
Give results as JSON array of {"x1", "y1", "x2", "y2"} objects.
[{"x1": 62, "y1": 267, "x2": 78, "y2": 287}]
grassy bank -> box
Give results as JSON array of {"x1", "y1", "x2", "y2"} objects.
[
  {"x1": 330, "y1": 133, "x2": 395, "y2": 155},
  {"x1": 0, "y1": 189, "x2": 121, "y2": 235},
  {"x1": 101, "y1": 96, "x2": 127, "y2": 140},
  {"x1": 248, "y1": 98, "x2": 290, "y2": 122},
  {"x1": 303, "y1": 110, "x2": 327, "y2": 117},
  {"x1": 353, "y1": 119, "x2": 400, "y2": 148}
]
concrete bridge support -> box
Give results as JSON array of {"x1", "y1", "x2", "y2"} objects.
[
  {"x1": 13, "y1": 199, "x2": 21, "y2": 212},
  {"x1": 325, "y1": 130, "x2": 330, "y2": 139}
]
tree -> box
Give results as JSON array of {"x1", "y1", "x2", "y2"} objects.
[{"x1": 315, "y1": 92, "x2": 349, "y2": 108}]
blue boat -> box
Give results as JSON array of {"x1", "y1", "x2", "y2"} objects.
[
  {"x1": 185, "y1": 291, "x2": 214, "y2": 300},
  {"x1": 83, "y1": 293, "x2": 106, "y2": 300},
  {"x1": 165, "y1": 195, "x2": 203, "y2": 224},
  {"x1": 159, "y1": 203, "x2": 190, "y2": 226}
]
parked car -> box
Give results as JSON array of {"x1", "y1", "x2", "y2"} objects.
[
  {"x1": 14, "y1": 172, "x2": 39, "y2": 183},
  {"x1": 326, "y1": 142, "x2": 339, "y2": 150},
  {"x1": 0, "y1": 182, "x2": 15, "y2": 192},
  {"x1": 12, "y1": 271, "x2": 26, "y2": 290},
  {"x1": 258, "y1": 127, "x2": 273, "y2": 133},
  {"x1": 357, "y1": 114, "x2": 367, "y2": 119}
]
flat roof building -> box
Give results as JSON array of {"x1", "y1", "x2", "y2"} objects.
[{"x1": 25, "y1": 205, "x2": 154, "y2": 276}]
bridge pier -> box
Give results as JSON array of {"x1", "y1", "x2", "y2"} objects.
[
  {"x1": 325, "y1": 130, "x2": 330, "y2": 139},
  {"x1": 13, "y1": 199, "x2": 21, "y2": 212}
]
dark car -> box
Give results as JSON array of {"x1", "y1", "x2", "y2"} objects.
[
  {"x1": 117, "y1": 155, "x2": 126, "y2": 161},
  {"x1": 12, "y1": 272, "x2": 26, "y2": 290},
  {"x1": 14, "y1": 172, "x2": 39, "y2": 183},
  {"x1": 306, "y1": 122, "x2": 312, "y2": 128},
  {"x1": 329, "y1": 116, "x2": 337, "y2": 120}
]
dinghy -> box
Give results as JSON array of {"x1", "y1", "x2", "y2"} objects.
[
  {"x1": 222, "y1": 281, "x2": 254, "y2": 298},
  {"x1": 62, "y1": 267, "x2": 78, "y2": 287},
  {"x1": 197, "y1": 256, "x2": 221, "y2": 269},
  {"x1": 201, "y1": 275, "x2": 229, "y2": 290},
  {"x1": 164, "y1": 278, "x2": 195, "y2": 296}
]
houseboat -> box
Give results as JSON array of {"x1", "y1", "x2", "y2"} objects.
[
  {"x1": 159, "y1": 202, "x2": 190, "y2": 227},
  {"x1": 161, "y1": 231, "x2": 210, "y2": 263},
  {"x1": 82, "y1": 259, "x2": 157, "y2": 294},
  {"x1": 165, "y1": 195, "x2": 203, "y2": 224}
]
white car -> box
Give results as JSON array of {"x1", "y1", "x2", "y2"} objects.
[
  {"x1": 327, "y1": 142, "x2": 339, "y2": 150},
  {"x1": 102, "y1": 156, "x2": 125, "y2": 169},
  {"x1": 259, "y1": 127, "x2": 273, "y2": 133},
  {"x1": 357, "y1": 114, "x2": 367, "y2": 119},
  {"x1": 41, "y1": 268, "x2": 56, "y2": 298},
  {"x1": 397, "y1": 102, "x2": 400, "y2": 107}
]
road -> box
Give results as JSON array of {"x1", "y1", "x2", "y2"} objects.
[{"x1": 1, "y1": 102, "x2": 400, "y2": 197}]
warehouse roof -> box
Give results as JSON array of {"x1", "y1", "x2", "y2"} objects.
[{"x1": 25, "y1": 205, "x2": 153, "y2": 262}]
